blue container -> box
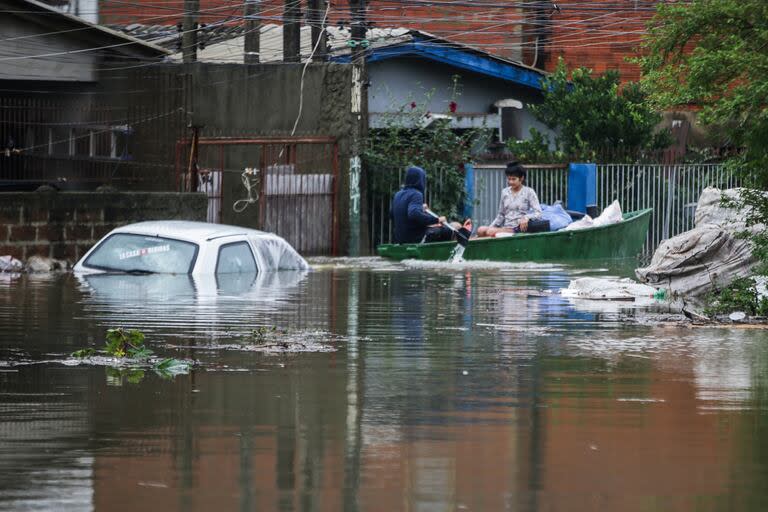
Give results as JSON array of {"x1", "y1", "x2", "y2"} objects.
[{"x1": 567, "y1": 163, "x2": 597, "y2": 214}]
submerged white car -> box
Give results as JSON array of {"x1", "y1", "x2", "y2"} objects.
[{"x1": 73, "y1": 221, "x2": 309, "y2": 274}]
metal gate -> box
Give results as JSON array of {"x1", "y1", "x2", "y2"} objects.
[{"x1": 176, "y1": 136, "x2": 339, "y2": 256}]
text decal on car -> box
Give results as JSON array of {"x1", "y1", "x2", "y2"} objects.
[{"x1": 119, "y1": 244, "x2": 171, "y2": 260}]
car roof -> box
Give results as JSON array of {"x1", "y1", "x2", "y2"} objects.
[{"x1": 111, "y1": 221, "x2": 274, "y2": 243}]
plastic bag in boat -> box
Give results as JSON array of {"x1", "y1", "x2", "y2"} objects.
[
  {"x1": 592, "y1": 200, "x2": 623, "y2": 227},
  {"x1": 563, "y1": 215, "x2": 594, "y2": 231},
  {"x1": 541, "y1": 203, "x2": 573, "y2": 231}
]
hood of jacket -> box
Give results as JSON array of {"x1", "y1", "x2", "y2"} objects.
[{"x1": 404, "y1": 166, "x2": 426, "y2": 194}]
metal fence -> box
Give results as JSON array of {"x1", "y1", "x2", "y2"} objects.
[
  {"x1": 367, "y1": 163, "x2": 738, "y2": 258},
  {"x1": 0, "y1": 73, "x2": 188, "y2": 190},
  {"x1": 596, "y1": 163, "x2": 737, "y2": 258},
  {"x1": 472, "y1": 164, "x2": 569, "y2": 227}
]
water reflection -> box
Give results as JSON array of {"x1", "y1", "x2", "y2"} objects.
[
  {"x1": 0, "y1": 261, "x2": 767, "y2": 511},
  {"x1": 75, "y1": 270, "x2": 309, "y2": 340}
]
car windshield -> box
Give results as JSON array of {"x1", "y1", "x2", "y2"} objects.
[{"x1": 83, "y1": 233, "x2": 198, "y2": 274}]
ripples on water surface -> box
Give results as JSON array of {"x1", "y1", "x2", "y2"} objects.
[{"x1": 1, "y1": 258, "x2": 767, "y2": 511}]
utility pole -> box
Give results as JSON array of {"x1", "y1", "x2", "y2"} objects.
[
  {"x1": 283, "y1": 0, "x2": 301, "y2": 63},
  {"x1": 348, "y1": 0, "x2": 367, "y2": 255},
  {"x1": 307, "y1": 0, "x2": 327, "y2": 60},
  {"x1": 244, "y1": 0, "x2": 261, "y2": 64},
  {"x1": 350, "y1": 0, "x2": 366, "y2": 64},
  {"x1": 182, "y1": 0, "x2": 199, "y2": 63}
]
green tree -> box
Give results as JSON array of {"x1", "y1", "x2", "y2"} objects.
[
  {"x1": 638, "y1": 0, "x2": 768, "y2": 265},
  {"x1": 518, "y1": 58, "x2": 669, "y2": 162},
  {"x1": 363, "y1": 78, "x2": 490, "y2": 218}
]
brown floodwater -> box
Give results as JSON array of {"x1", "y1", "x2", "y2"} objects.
[{"x1": 0, "y1": 258, "x2": 767, "y2": 511}]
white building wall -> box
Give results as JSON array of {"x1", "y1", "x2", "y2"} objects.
[{"x1": 367, "y1": 57, "x2": 554, "y2": 142}]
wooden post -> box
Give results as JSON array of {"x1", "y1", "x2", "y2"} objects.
[
  {"x1": 244, "y1": 0, "x2": 260, "y2": 64},
  {"x1": 308, "y1": 0, "x2": 327, "y2": 59},
  {"x1": 182, "y1": 0, "x2": 199, "y2": 63},
  {"x1": 283, "y1": 0, "x2": 301, "y2": 63}
]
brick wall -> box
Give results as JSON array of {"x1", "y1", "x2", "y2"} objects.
[
  {"x1": 542, "y1": 0, "x2": 658, "y2": 83},
  {"x1": 0, "y1": 191, "x2": 207, "y2": 263},
  {"x1": 99, "y1": 0, "x2": 661, "y2": 82}
]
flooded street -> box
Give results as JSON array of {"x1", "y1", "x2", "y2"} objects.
[{"x1": 1, "y1": 258, "x2": 767, "y2": 511}]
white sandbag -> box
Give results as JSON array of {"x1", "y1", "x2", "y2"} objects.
[
  {"x1": 694, "y1": 187, "x2": 746, "y2": 227},
  {"x1": 563, "y1": 215, "x2": 594, "y2": 231},
  {"x1": 561, "y1": 277, "x2": 658, "y2": 300},
  {"x1": 592, "y1": 200, "x2": 623, "y2": 227},
  {"x1": 0, "y1": 255, "x2": 23, "y2": 272}
]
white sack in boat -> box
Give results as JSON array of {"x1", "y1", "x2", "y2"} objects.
[
  {"x1": 563, "y1": 200, "x2": 623, "y2": 231},
  {"x1": 563, "y1": 215, "x2": 593, "y2": 231},
  {"x1": 636, "y1": 187, "x2": 762, "y2": 297},
  {"x1": 561, "y1": 277, "x2": 657, "y2": 300},
  {"x1": 592, "y1": 200, "x2": 623, "y2": 227}
]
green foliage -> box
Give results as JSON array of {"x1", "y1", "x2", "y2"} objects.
[
  {"x1": 506, "y1": 128, "x2": 565, "y2": 164},
  {"x1": 72, "y1": 328, "x2": 189, "y2": 383},
  {"x1": 363, "y1": 76, "x2": 491, "y2": 218},
  {"x1": 105, "y1": 328, "x2": 150, "y2": 358},
  {"x1": 639, "y1": 1, "x2": 768, "y2": 267},
  {"x1": 515, "y1": 59, "x2": 670, "y2": 162},
  {"x1": 153, "y1": 358, "x2": 190, "y2": 379},
  {"x1": 71, "y1": 348, "x2": 96, "y2": 358},
  {"x1": 704, "y1": 277, "x2": 768, "y2": 317},
  {"x1": 250, "y1": 325, "x2": 281, "y2": 344},
  {"x1": 106, "y1": 367, "x2": 146, "y2": 385}
]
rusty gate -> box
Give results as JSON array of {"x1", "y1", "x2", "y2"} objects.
[{"x1": 176, "y1": 136, "x2": 339, "y2": 256}]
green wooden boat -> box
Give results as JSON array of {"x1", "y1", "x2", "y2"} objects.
[{"x1": 376, "y1": 208, "x2": 652, "y2": 262}]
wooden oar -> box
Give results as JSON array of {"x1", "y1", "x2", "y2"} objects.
[{"x1": 425, "y1": 209, "x2": 470, "y2": 247}]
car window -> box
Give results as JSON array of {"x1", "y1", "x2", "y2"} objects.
[
  {"x1": 83, "y1": 234, "x2": 198, "y2": 274},
  {"x1": 216, "y1": 242, "x2": 257, "y2": 274}
]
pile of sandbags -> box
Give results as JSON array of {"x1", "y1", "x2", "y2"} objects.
[{"x1": 636, "y1": 187, "x2": 761, "y2": 297}]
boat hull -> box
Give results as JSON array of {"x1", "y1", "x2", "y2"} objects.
[{"x1": 376, "y1": 208, "x2": 652, "y2": 262}]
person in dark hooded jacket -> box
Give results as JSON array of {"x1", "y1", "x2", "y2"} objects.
[{"x1": 390, "y1": 166, "x2": 470, "y2": 244}]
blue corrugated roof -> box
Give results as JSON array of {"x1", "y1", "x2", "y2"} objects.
[{"x1": 331, "y1": 35, "x2": 546, "y2": 91}]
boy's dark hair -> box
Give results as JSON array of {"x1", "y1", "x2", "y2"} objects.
[{"x1": 504, "y1": 161, "x2": 526, "y2": 180}]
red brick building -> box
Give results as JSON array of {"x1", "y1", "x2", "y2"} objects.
[{"x1": 97, "y1": 0, "x2": 658, "y2": 83}]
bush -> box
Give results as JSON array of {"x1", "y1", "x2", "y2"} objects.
[
  {"x1": 704, "y1": 277, "x2": 768, "y2": 317},
  {"x1": 510, "y1": 59, "x2": 671, "y2": 163},
  {"x1": 363, "y1": 77, "x2": 491, "y2": 218}
]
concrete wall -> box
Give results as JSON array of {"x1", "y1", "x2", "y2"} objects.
[
  {"x1": 0, "y1": 191, "x2": 207, "y2": 263},
  {"x1": 185, "y1": 63, "x2": 356, "y2": 246},
  {"x1": 1, "y1": 62, "x2": 358, "y2": 254}
]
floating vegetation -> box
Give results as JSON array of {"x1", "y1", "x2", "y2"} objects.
[
  {"x1": 70, "y1": 328, "x2": 191, "y2": 382},
  {"x1": 240, "y1": 327, "x2": 341, "y2": 352},
  {"x1": 171, "y1": 327, "x2": 343, "y2": 354}
]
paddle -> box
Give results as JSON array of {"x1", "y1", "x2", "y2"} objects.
[{"x1": 424, "y1": 208, "x2": 470, "y2": 247}]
